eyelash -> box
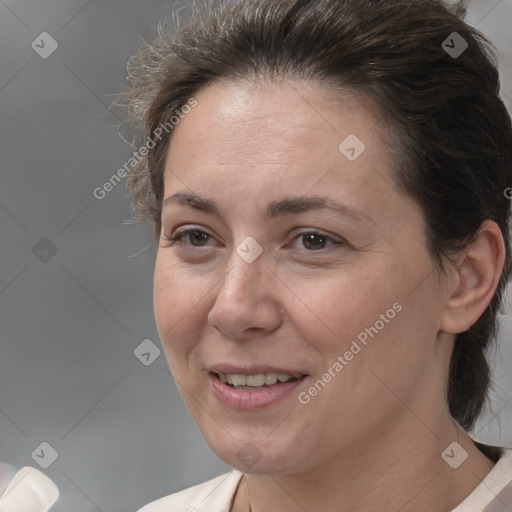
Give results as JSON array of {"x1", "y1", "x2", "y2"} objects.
[{"x1": 162, "y1": 227, "x2": 344, "y2": 254}]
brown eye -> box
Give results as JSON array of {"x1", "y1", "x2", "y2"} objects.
[
  {"x1": 302, "y1": 233, "x2": 329, "y2": 250},
  {"x1": 291, "y1": 231, "x2": 342, "y2": 252},
  {"x1": 185, "y1": 230, "x2": 210, "y2": 246},
  {"x1": 165, "y1": 228, "x2": 215, "y2": 247}
]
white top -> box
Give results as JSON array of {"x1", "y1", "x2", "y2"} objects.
[
  {"x1": 0, "y1": 466, "x2": 60, "y2": 512},
  {"x1": 138, "y1": 449, "x2": 512, "y2": 512}
]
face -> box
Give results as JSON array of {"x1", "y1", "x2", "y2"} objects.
[{"x1": 153, "y1": 79, "x2": 450, "y2": 475}]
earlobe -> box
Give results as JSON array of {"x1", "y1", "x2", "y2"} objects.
[{"x1": 440, "y1": 221, "x2": 505, "y2": 335}]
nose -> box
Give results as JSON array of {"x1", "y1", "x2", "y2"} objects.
[{"x1": 207, "y1": 249, "x2": 283, "y2": 340}]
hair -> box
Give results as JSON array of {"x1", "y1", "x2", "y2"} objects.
[{"x1": 122, "y1": 0, "x2": 512, "y2": 433}]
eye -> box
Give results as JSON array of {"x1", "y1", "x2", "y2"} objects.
[
  {"x1": 163, "y1": 228, "x2": 217, "y2": 247},
  {"x1": 162, "y1": 227, "x2": 344, "y2": 253},
  {"x1": 290, "y1": 231, "x2": 343, "y2": 251}
]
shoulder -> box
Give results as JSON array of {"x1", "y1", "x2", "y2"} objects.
[
  {"x1": 452, "y1": 447, "x2": 512, "y2": 512},
  {"x1": 480, "y1": 448, "x2": 512, "y2": 511},
  {"x1": 137, "y1": 470, "x2": 243, "y2": 512}
]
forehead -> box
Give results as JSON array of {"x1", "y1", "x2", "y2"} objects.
[
  {"x1": 161, "y1": 79, "x2": 403, "y2": 228},
  {"x1": 166, "y1": 79, "x2": 384, "y2": 181},
  {"x1": 160, "y1": 78, "x2": 428, "y2": 246}
]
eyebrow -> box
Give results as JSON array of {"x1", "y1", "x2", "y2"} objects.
[{"x1": 161, "y1": 192, "x2": 374, "y2": 223}]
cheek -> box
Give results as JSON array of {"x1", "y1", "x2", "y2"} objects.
[
  {"x1": 153, "y1": 256, "x2": 207, "y2": 358},
  {"x1": 285, "y1": 267, "x2": 397, "y2": 354},
  {"x1": 291, "y1": 254, "x2": 437, "y2": 379}
]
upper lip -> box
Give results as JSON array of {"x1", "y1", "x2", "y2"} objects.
[{"x1": 209, "y1": 364, "x2": 307, "y2": 378}]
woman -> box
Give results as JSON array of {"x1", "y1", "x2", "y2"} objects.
[{"x1": 123, "y1": 0, "x2": 512, "y2": 510}]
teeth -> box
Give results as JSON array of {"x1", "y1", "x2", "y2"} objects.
[
  {"x1": 246, "y1": 374, "x2": 265, "y2": 386},
  {"x1": 265, "y1": 373, "x2": 278, "y2": 385},
  {"x1": 229, "y1": 374, "x2": 249, "y2": 386},
  {"x1": 217, "y1": 373, "x2": 296, "y2": 387}
]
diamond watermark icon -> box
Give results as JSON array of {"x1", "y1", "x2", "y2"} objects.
[
  {"x1": 441, "y1": 441, "x2": 468, "y2": 469},
  {"x1": 237, "y1": 442, "x2": 262, "y2": 468},
  {"x1": 134, "y1": 339, "x2": 161, "y2": 366},
  {"x1": 442, "y1": 32, "x2": 468, "y2": 59},
  {"x1": 31, "y1": 442, "x2": 59, "y2": 469},
  {"x1": 32, "y1": 237, "x2": 58, "y2": 263},
  {"x1": 31, "y1": 32, "x2": 59, "y2": 59},
  {"x1": 236, "y1": 236, "x2": 263, "y2": 264},
  {"x1": 339, "y1": 134, "x2": 366, "y2": 161}
]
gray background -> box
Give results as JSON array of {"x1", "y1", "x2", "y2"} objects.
[{"x1": 0, "y1": 1, "x2": 511, "y2": 511}]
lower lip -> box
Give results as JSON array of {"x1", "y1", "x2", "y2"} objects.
[{"x1": 209, "y1": 373, "x2": 306, "y2": 410}]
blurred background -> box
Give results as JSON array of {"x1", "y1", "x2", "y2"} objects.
[{"x1": 0, "y1": 0, "x2": 511, "y2": 510}]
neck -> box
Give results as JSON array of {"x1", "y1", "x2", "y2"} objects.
[{"x1": 235, "y1": 414, "x2": 495, "y2": 512}]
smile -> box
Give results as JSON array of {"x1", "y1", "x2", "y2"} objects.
[
  {"x1": 209, "y1": 369, "x2": 308, "y2": 410},
  {"x1": 218, "y1": 372, "x2": 297, "y2": 389}
]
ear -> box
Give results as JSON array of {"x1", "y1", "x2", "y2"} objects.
[{"x1": 440, "y1": 220, "x2": 506, "y2": 334}]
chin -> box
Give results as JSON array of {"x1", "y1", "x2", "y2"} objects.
[{"x1": 202, "y1": 428, "x2": 308, "y2": 475}]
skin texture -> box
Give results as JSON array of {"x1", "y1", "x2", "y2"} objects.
[{"x1": 153, "y1": 79, "x2": 505, "y2": 512}]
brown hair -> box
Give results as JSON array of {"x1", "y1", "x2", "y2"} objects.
[{"x1": 122, "y1": 0, "x2": 512, "y2": 431}]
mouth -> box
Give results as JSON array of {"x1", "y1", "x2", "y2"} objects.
[
  {"x1": 212, "y1": 371, "x2": 302, "y2": 390},
  {"x1": 208, "y1": 367, "x2": 309, "y2": 410}
]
